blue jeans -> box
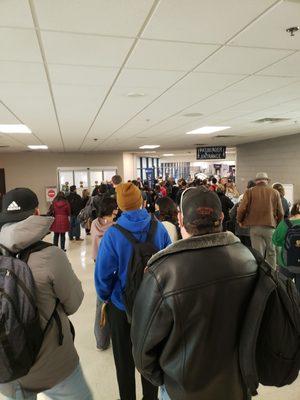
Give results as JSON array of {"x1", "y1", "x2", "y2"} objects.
[
  {"x1": 69, "y1": 215, "x2": 81, "y2": 239},
  {"x1": 160, "y1": 386, "x2": 171, "y2": 400},
  {"x1": 2, "y1": 365, "x2": 93, "y2": 400}
]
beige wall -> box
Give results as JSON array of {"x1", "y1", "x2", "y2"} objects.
[
  {"x1": 236, "y1": 133, "x2": 300, "y2": 200},
  {"x1": 0, "y1": 151, "x2": 124, "y2": 212},
  {"x1": 122, "y1": 152, "x2": 136, "y2": 182}
]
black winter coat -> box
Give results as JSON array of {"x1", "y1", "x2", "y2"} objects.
[
  {"x1": 131, "y1": 232, "x2": 258, "y2": 400},
  {"x1": 66, "y1": 192, "x2": 83, "y2": 216}
]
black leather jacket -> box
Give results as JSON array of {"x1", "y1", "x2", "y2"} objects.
[{"x1": 131, "y1": 232, "x2": 258, "y2": 400}]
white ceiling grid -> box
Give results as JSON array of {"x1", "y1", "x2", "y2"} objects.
[{"x1": 0, "y1": 0, "x2": 300, "y2": 152}]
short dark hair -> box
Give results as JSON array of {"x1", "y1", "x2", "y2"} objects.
[
  {"x1": 98, "y1": 197, "x2": 118, "y2": 218},
  {"x1": 247, "y1": 180, "x2": 256, "y2": 189},
  {"x1": 290, "y1": 201, "x2": 300, "y2": 216},
  {"x1": 112, "y1": 175, "x2": 122, "y2": 185},
  {"x1": 70, "y1": 185, "x2": 76, "y2": 192},
  {"x1": 212, "y1": 177, "x2": 217, "y2": 185},
  {"x1": 98, "y1": 183, "x2": 108, "y2": 194},
  {"x1": 156, "y1": 197, "x2": 178, "y2": 225}
]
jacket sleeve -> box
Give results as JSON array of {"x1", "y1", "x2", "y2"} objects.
[
  {"x1": 94, "y1": 230, "x2": 118, "y2": 301},
  {"x1": 275, "y1": 192, "x2": 284, "y2": 223},
  {"x1": 66, "y1": 202, "x2": 71, "y2": 216},
  {"x1": 237, "y1": 189, "x2": 250, "y2": 223},
  {"x1": 48, "y1": 247, "x2": 84, "y2": 315},
  {"x1": 131, "y1": 268, "x2": 173, "y2": 386},
  {"x1": 272, "y1": 220, "x2": 287, "y2": 247}
]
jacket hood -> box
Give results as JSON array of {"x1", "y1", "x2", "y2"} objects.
[
  {"x1": 149, "y1": 231, "x2": 240, "y2": 267},
  {"x1": 54, "y1": 200, "x2": 68, "y2": 208},
  {"x1": 118, "y1": 209, "x2": 151, "y2": 233},
  {"x1": 0, "y1": 215, "x2": 54, "y2": 253},
  {"x1": 94, "y1": 218, "x2": 114, "y2": 237}
]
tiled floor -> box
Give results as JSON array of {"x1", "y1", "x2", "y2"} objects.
[{"x1": 3, "y1": 233, "x2": 299, "y2": 399}]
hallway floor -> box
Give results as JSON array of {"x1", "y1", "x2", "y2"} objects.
[{"x1": 3, "y1": 233, "x2": 299, "y2": 400}]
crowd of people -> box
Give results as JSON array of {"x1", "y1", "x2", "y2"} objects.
[{"x1": 0, "y1": 172, "x2": 299, "y2": 400}]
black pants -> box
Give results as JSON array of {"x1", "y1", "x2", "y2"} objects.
[
  {"x1": 107, "y1": 303, "x2": 158, "y2": 400},
  {"x1": 53, "y1": 232, "x2": 66, "y2": 250}
]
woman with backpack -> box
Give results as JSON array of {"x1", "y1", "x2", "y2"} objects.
[
  {"x1": 272, "y1": 201, "x2": 300, "y2": 292},
  {"x1": 91, "y1": 197, "x2": 118, "y2": 350},
  {"x1": 155, "y1": 197, "x2": 181, "y2": 242},
  {"x1": 50, "y1": 191, "x2": 71, "y2": 251}
]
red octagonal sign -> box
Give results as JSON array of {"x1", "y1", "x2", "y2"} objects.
[{"x1": 48, "y1": 189, "x2": 56, "y2": 198}]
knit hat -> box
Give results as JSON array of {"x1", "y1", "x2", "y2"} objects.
[{"x1": 116, "y1": 183, "x2": 143, "y2": 211}]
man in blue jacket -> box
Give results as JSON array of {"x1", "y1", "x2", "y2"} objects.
[{"x1": 95, "y1": 182, "x2": 171, "y2": 400}]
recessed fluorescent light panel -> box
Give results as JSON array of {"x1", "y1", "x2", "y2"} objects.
[
  {"x1": 0, "y1": 124, "x2": 32, "y2": 133},
  {"x1": 139, "y1": 145, "x2": 160, "y2": 149},
  {"x1": 28, "y1": 145, "x2": 48, "y2": 150},
  {"x1": 186, "y1": 126, "x2": 231, "y2": 135},
  {"x1": 163, "y1": 153, "x2": 175, "y2": 157},
  {"x1": 144, "y1": 151, "x2": 157, "y2": 154}
]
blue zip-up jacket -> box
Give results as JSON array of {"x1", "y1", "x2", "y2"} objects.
[{"x1": 95, "y1": 209, "x2": 172, "y2": 311}]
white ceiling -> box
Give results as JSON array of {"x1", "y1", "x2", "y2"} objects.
[{"x1": 0, "y1": 0, "x2": 300, "y2": 153}]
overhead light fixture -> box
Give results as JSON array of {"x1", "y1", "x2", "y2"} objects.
[
  {"x1": 163, "y1": 153, "x2": 175, "y2": 157},
  {"x1": 139, "y1": 145, "x2": 160, "y2": 149},
  {"x1": 144, "y1": 151, "x2": 156, "y2": 154},
  {"x1": 0, "y1": 124, "x2": 32, "y2": 133},
  {"x1": 186, "y1": 126, "x2": 231, "y2": 135},
  {"x1": 28, "y1": 145, "x2": 48, "y2": 150},
  {"x1": 127, "y1": 92, "x2": 145, "y2": 98}
]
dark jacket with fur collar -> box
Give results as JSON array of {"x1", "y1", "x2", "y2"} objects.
[{"x1": 131, "y1": 232, "x2": 258, "y2": 400}]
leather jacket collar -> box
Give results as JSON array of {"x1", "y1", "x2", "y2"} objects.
[{"x1": 149, "y1": 231, "x2": 240, "y2": 266}]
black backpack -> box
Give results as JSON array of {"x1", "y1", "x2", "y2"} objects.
[
  {"x1": 284, "y1": 218, "x2": 300, "y2": 272},
  {"x1": 114, "y1": 218, "x2": 158, "y2": 320},
  {"x1": 0, "y1": 241, "x2": 63, "y2": 383},
  {"x1": 239, "y1": 249, "x2": 300, "y2": 396}
]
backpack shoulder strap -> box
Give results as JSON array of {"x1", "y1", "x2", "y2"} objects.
[
  {"x1": 147, "y1": 217, "x2": 158, "y2": 242},
  {"x1": 113, "y1": 224, "x2": 139, "y2": 245},
  {"x1": 285, "y1": 218, "x2": 293, "y2": 229},
  {"x1": 239, "y1": 247, "x2": 277, "y2": 396},
  {"x1": 18, "y1": 241, "x2": 53, "y2": 264}
]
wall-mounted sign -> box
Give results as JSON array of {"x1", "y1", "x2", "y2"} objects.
[
  {"x1": 46, "y1": 187, "x2": 58, "y2": 202},
  {"x1": 197, "y1": 146, "x2": 226, "y2": 160}
]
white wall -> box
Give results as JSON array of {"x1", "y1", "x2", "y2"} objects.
[
  {"x1": 236, "y1": 133, "x2": 300, "y2": 200},
  {"x1": 122, "y1": 152, "x2": 136, "y2": 182},
  {"x1": 0, "y1": 151, "x2": 124, "y2": 212}
]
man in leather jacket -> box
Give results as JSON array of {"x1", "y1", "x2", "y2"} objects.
[{"x1": 131, "y1": 187, "x2": 258, "y2": 400}]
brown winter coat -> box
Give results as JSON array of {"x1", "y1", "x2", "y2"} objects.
[{"x1": 237, "y1": 183, "x2": 284, "y2": 228}]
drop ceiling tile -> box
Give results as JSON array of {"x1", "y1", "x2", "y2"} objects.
[
  {"x1": 0, "y1": 103, "x2": 20, "y2": 123},
  {"x1": 41, "y1": 31, "x2": 134, "y2": 67},
  {"x1": 35, "y1": 0, "x2": 154, "y2": 37},
  {"x1": 257, "y1": 51, "x2": 300, "y2": 77},
  {"x1": 0, "y1": 0, "x2": 33, "y2": 29},
  {"x1": 231, "y1": 1, "x2": 300, "y2": 50},
  {"x1": 117, "y1": 68, "x2": 184, "y2": 89},
  {"x1": 126, "y1": 39, "x2": 218, "y2": 71},
  {"x1": 142, "y1": 0, "x2": 277, "y2": 44},
  {"x1": 0, "y1": 82, "x2": 62, "y2": 149},
  {"x1": 0, "y1": 28, "x2": 42, "y2": 62},
  {"x1": 0, "y1": 61, "x2": 46, "y2": 84},
  {"x1": 196, "y1": 46, "x2": 293, "y2": 75},
  {"x1": 48, "y1": 64, "x2": 119, "y2": 86},
  {"x1": 52, "y1": 84, "x2": 110, "y2": 140}
]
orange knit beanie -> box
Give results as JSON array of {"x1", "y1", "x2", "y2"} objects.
[{"x1": 116, "y1": 183, "x2": 143, "y2": 211}]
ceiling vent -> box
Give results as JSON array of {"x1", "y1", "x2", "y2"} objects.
[{"x1": 254, "y1": 117, "x2": 291, "y2": 124}]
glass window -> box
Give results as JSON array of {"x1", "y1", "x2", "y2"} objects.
[
  {"x1": 142, "y1": 158, "x2": 147, "y2": 168},
  {"x1": 103, "y1": 170, "x2": 116, "y2": 182},
  {"x1": 59, "y1": 171, "x2": 73, "y2": 190},
  {"x1": 90, "y1": 170, "x2": 103, "y2": 187},
  {"x1": 74, "y1": 171, "x2": 88, "y2": 194}
]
